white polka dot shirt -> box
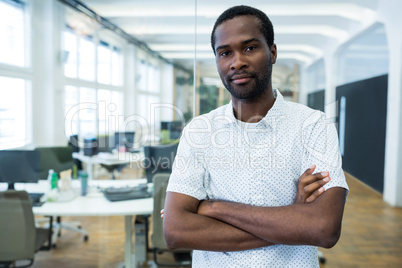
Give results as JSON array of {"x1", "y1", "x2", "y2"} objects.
[{"x1": 167, "y1": 89, "x2": 349, "y2": 268}]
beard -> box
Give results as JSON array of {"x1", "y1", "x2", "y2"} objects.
[{"x1": 221, "y1": 62, "x2": 272, "y2": 101}]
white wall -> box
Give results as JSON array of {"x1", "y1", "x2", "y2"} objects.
[{"x1": 378, "y1": 0, "x2": 402, "y2": 207}]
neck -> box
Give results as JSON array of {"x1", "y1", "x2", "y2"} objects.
[{"x1": 232, "y1": 88, "x2": 276, "y2": 123}]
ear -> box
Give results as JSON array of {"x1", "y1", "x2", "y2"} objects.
[{"x1": 270, "y1": 43, "x2": 277, "y2": 64}]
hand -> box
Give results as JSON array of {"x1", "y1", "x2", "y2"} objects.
[
  {"x1": 294, "y1": 164, "x2": 330, "y2": 204},
  {"x1": 160, "y1": 209, "x2": 164, "y2": 219}
]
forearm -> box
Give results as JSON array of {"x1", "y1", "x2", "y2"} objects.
[
  {"x1": 201, "y1": 201, "x2": 318, "y2": 246},
  {"x1": 199, "y1": 188, "x2": 346, "y2": 248},
  {"x1": 163, "y1": 192, "x2": 274, "y2": 251}
]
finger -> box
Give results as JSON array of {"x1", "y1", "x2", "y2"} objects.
[
  {"x1": 301, "y1": 164, "x2": 316, "y2": 178},
  {"x1": 298, "y1": 165, "x2": 320, "y2": 185},
  {"x1": 299, "y1": 171, "x2": 329, "y2": 187},
  {"x1": 160, "y1": 209, "x2": 164, "y2": 219},
  {"x1": 302, "y1": 177, "x2": 330, "y2": 197},
  {"x1": 295, "y1": 176, "x2": 330, "y2": 204},
  {"x1": 306, "y1": 187, "x2": 325, "y2": 203}
]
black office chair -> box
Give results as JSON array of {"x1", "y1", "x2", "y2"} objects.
[
  {"x1": 143, "y1": 143, "x2": 179, "y2": 183},
  {"x1": 152, "y1": 173, "x2": 192, "y2": 266},
  {"x1": 0, "y1": 191, "x2": 49, "y2": 268},
  {"x1": 34, "y1": 146, "x2": 88, "y2": 246}
]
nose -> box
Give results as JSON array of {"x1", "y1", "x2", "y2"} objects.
[{"x1": 230, "y1": 52, "x2": 248, "y2": 70}]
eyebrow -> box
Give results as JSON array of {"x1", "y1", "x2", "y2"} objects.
[{"x1": 215, "y1": 38, "x2": 262, "y2": 52}]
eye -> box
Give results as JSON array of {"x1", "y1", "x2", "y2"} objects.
[
  {"x1": 245, "y1": 45, "x2": 257, "y2": 52},
  {"x1": 219, "y1": 51, "x2": 230, "y2": 57}
]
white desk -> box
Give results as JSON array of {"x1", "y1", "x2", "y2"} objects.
[
  {"x1": 73, "y1": 151, "x2": 145, "y2": 180},
  {"x1": 1, "y1": 179, "x2": 153, "y2": 268}
]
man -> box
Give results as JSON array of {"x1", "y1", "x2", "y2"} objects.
[{"x1": 163, "y1": 5, "x2": 348, "y2": 267}]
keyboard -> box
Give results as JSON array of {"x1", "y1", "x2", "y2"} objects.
[
  {"x1": 103, "y1": 186, "x2": 152, "y2": 202},
  {"x1": 29, "y1": 192, "x2": 45, "y2": 207}
]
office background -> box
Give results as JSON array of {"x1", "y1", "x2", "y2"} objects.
[{"x1": 0, "y1": 0, "x2": 401, "y2": 267}]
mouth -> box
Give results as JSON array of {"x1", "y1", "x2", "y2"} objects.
[{"x1": 230, "y1": 73, "x2": 254, "y2": 85}]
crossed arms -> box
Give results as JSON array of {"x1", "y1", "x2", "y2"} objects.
[{"x1": 163, "y1": 165, "x2": 347, "y2": 252}]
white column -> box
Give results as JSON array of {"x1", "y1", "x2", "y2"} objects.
[
  {"x1": 31, "y1": 0, "x2": 54, "y2": 146},
  {"x1": 52, "y1": 2, "x2": 67, "y2": 146},
  {"x1": 160, "y1": 63, "x2": 174, "y2": 121},
  {"x1": 298, "y1": 66, "x2": 309, "y2": 106},
  {"x1": 379, "y1": 0, "x2": 402, "y2": 206},
  {"x1": 323, "y1": 52, "x2": 338, "y2": 120},
  {"x1": 31, "y1": 0, "x2": 65, "y2": 146}
]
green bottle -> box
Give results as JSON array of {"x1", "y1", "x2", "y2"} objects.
[
  {"x1": 73, "y1": 164, "x2": 78, "y2": 179},
  {"x1": 51, "y1": 172, "x2": 58, "y2": 189}
]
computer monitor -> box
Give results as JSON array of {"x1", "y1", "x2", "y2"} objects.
[
  {"x1": 114, "y1": 132, "x2": 135, "y2": 152},
  {"x1": 161, "y1": 121, "x2": 183, "y2": 140},
  {"x1": 0, "y1": 150, "x2": 40, "y2": 190},
  {"x1": 97, "y1": 135, "x2": 115, "y2": 153}
]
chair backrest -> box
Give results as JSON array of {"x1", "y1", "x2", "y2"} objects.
[
  {"x1": 143, "y1": 143, "x2": 179, "y2": 183},
  {"x1": 152, "y1": 173, "x2": 170, "y2": 250},
  {"x1": 0, "y1": 190, "x2": 36, "y2": 262}
]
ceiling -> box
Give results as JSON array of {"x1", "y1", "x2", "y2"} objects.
[{"x1": 74, "y1": 0, "x2": 380, "y2": 79}]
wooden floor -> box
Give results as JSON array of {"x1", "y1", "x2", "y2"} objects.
[
  {"x1": 320, "y1": 173, "x2": 402, "y2": 268},
  {"x1": 30, "y1": 173, "x2": 402, "y2": 268}
]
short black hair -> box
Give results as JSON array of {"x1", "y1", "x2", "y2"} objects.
[{"x1": 211, "y1": 5, "x2": 274, "y2": 54}]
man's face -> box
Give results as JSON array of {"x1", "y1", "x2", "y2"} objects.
[{"x1": 214, "y1": 16, "x2": 277, "y2": 100}]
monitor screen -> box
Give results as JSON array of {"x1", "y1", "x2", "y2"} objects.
[
  {"x1": 161, "y1": 121, "x2": 183, "y2": 140},
  {"x1": 97, "y1": 135, "x2": 115, "y2": 153},
  {"x1": 0, "y1": 150, "x2": 40, "y2": 190},
  {"x1": 114, "y1": 132, "x2": 135, "y2": 152}
]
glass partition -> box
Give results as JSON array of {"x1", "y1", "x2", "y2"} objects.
[{"x1": 337, "y1": 23, "x2": 389, "y2": 85}]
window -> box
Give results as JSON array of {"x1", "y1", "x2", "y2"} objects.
[
  {"x1": 136, "y1": 57, "x2": 161, "y2": 130},
  {"x1": 138, "y1": 60, "x2": 148, "y2": 90},
  {"x1": 64, "y1": 87, "x2": 124, "y2": 138},
  {"x1": 137, "y1": 94, "x2": 160, "y2": 129},
  {"x1": 0, "y1": 0, "x2": 26, "y2": 67},
  {"x1": 97, "y1": 89, "x2": 124, "y2": 135},
  {"x1": 111, "y1": 47, "x2": 123, "y2": 86},
  {"x1": 64, "y1": 85, "x2": 79, "y2": 138},
  {"x1": 148, "y1": 63, "x2": 160, "y2": 93},
  {"x1": 64, "y1": 27, "x2": 125, "y2": 139},
  {"x1": 0, "y1": 76, "x2": 30, "y2": 149},
  {"x1": 78, "y1": 36, "x2": 96, "y2": 81},
  {"x1": 98, "y1": 41, "x2": 112, "y2": 84},
  {"x1": 79, "y1": 87, "x2": 97, "y2": 137},
  {"x1": 63, "y1": 29, "x2": 96, "y2": 81},
  {"x1": 64, "y1": 86, "x2": 97, "y2": 138},
  {"x1": 0, "y1": 0, "x2": 31, "y2": 149},
  {"x1": 97, "y1": 42, "x2": 123, "y2": 86},
  {"x1": 63, "y1": 29, "x2": 78, "y2": 78}
]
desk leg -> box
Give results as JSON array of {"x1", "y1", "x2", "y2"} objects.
[
  {"x1": 124, "y1": 215, "x2": 133, "y2": 268},
  {"x1": 87, "y1": 162, "x2": 94, "y2": 180}
]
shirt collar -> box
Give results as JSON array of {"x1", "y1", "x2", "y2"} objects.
[{"x1": 223, "y1": 89, "x2": 286, "y2": 127}]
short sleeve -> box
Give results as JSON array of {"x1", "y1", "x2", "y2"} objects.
[
  {"x1": 301, "y1": 111, "x2": 349, "y2": 195},
  {"x1": 166, "y1": 124, "x2": 208, "y2": 200}
]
